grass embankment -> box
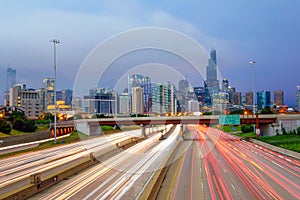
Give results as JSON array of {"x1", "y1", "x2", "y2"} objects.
[
  {"x1": 258, "y1": 135, "x2": 300, "y2": 153},
  {"x1": 0, "y1": 124, "x2": 49, "y2": 138},
  {"x1": 216, "y1": 125, "x2": 300, "y2": 153},
  {"x1": 220, "y1": 125, "x2": 241, "y2": 133}
]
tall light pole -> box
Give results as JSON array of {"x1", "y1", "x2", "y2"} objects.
[
  {"x1": 50, "y1": 39, "x2": 60, "y2": 143},
  {"x1": 250, "y1": 60, "x2": 256, "y2": 134}
]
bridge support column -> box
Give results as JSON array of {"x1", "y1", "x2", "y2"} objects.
[
  {"x1": 180, "y1": 124, "x2": 185, "y2": 138},
  {"x1": 76, "y1": 122, "x2": 101, "y2": 136},
  {"x1": 141, "y1": 124, "x2": 146, "y2": 138}
]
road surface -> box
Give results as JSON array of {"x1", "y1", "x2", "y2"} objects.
[{"x1": 158, "y1": 125, "x2": 300, "y2": 200}]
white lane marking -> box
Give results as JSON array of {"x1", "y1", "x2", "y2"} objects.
[{"x1": 231, "y1": 184, "x2": 236, "y2": 190}]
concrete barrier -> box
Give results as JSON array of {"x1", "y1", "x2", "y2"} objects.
[
  {"x1": 137, "y1": 131, "x2": 182, "y2": 199},
  {"x1": 0, "y1": 130, "x2": 51, "y2": 147}
]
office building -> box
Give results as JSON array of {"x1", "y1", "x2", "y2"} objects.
[
  {"x1": 178, "y1": 79, "x2": 189, "y2": 93},
  {"x1": 245, "y1": 91, "x2": 253, "y2": 106},
  {"x1": 152, "y1": 82, "x2": 176, "y2": 114},
  {"x1": 132, "y1": 87, "x2": 144, "y2": 114},
  {"x1": 118, "y1": 93, "x2": 130, "y2": 114},
  {"x1": 257, "y1": 90, "x2": 271, "y2": 110},
  {"x1": 128, "y1": 74, "x2": 152, "y2": 113},
  {"x1": 62, "y1": 89, "x2": 73, "y2": 105},
  {"x1": 142, "y1": 76, "x2": 152, "y2": 113},
  {"x1": 43, "y1": 78, "x2": 54, "y2": 111},
  {"x1": 84, "y1": 87, "x2": 117, "y2": 115},
  {"x1": 193, "y1": 87, "x2": 206, "y2": 105},
  {"x1": 227, "y1": 86, "x2": 236, "y2": 104},
  {"x1": 274, "y1": 90, "x2": 284, "y2": 106},
  {"x1": 222, "y1": 78, "x2": 229, "y2": 92},
  {"x1": 233, "y1": 92, "x2": 242, "y2": 105},
  {"x1": 9, "y1": 84, "x2": 43, "y2": 118},
  {"x1": 187, "y1": 99, "x2": 199, "y2": 113}
]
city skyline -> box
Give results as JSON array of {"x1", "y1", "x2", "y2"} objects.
[{"x1": 0, "y1": 1, "x2": 299, "y2": 106}]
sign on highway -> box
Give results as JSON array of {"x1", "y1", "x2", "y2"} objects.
[{"x1": 219, "y1": 115, "x2": 240, "y2": 125}]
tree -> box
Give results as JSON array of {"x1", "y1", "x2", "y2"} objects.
[
  {"x1": 23, "y1": 119, "x2": 37, "y2": 132},
  {"x1": 12, "y1": 118, "x2": 37, "y2": 132},
  {"x1": 0, "y1": 119, "x2": 11, "y2": 134},
  {"x1": 13, "y1": 118, "x2": 24, "y2": 130},
  {"x1": 260, "y1": 108, "x2": 273, "y2": 114},
  {"x1": 8, "y1": 111, "x2": 25, "y2": 121},
  {"x1": 241, "y1": 125, "x2": 254, "y2": 133}
]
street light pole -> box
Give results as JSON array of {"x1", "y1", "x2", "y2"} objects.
[
  {"x1": 250, "y1": 60, "x2": 256, "y2": 134},
  {"x1": 50, "y1": 39, "x2": 60, "y2": 143}
]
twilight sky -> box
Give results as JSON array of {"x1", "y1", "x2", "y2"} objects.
[{"x1": 0, "y1": 0, "x2": 299, "y2": 106}]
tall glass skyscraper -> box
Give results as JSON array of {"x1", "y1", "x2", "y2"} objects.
[
  {"x1": 152, "y1": 82, "x2": 176, "y2": 114},
  {"x1": 128, "y1": 74, "x2": 151, "y2": 113},
  {"x1": 204, "y1": 49, "x2": 220, "y2": 105},
  {"x1": 257, "y1": 90, "x2": 271, "y2": 110},
  {"x1": 43, "y1": 78, "x2": 54, "y2": 111},
  {"x1": 6, "y1": 67, "x2": 16, "y2": 91}
]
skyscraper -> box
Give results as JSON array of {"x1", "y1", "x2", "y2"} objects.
[
  {"x1": 88, "y1": 87, "x2": 117, "y2": 115},
  {"x1": 193, "y1": 87, "x2": 206, "y2": 104},
  {"x1": 152, "y1": 82, "x2": 176, "y2": 114},
  {"x1": 233, "y1": 92, "x2": 242, "y2": 105},
  {"x1": 4, "y1": 67, "x2": 17, "y2": 106},
  {"x1": 128, "y1": 74, "x2": 151, "y2": 113},
  {"x1": 274, "y1": 90, "x2": 284, "y2": 106},
  {"x1": 142, "y1": 76, "x2": 151, "y2": 113},
  {"x1": 6, "y1": 67, "x2": 16, "y2": 91},
  {"x1": 257, "y1": 90, "x2": 271, "y2": 110},
  {"x1": 245, "y1": 91, "x2": 253, "y2": 106},
  {"x1": 204, "y1": 49, "x2": 219, "y2": 105},
  {"x1": 43, "y1": 78, "x2": 54, "y2": 111},
  {"x1": 62, "y1": 89, "x2": 73, "y2": 105},
  {"x1": 132, "y1": 87, "x2": 144, "y2": 114},
  {"x1": 222, "y1": 78, "x2": 229, "y2": 92},
  {"x1": 178, "y1": 79, "x2": 189, "y2": 93},
  {"x1": 296, "y1": 86, "x2": 300, "y2": 111},
  {"x1": 118, "y1": 93, "x2": 130, "y2": 114}
]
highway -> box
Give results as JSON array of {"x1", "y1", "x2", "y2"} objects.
[
  {"x1": 30, "y1": 124, "x2": 179, "y2": 200},
  {"x1": 0, "y1": 128, "x2": 156, "y2": 197},
  {"x1": 158, "y1": 125, "x2": 300, "y2": 200}
]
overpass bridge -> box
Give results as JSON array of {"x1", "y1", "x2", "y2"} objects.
[
  {"x1": 75, "y1": 115, "x2": 281, "y2": 136},
  {"x1": 55, "y1": 114, "x2": 299, "y2": 137}
]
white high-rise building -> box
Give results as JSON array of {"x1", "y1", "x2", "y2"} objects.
[
  {"x1": 119, "y1": 93, "x2": 130, "y2": 114},
  {"x1": 132, "y1": 87, "x2": 144, "y2": 114}
]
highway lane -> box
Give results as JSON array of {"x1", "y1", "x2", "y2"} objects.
[
  {"x1": 29, "y1": 125, "x2": 178, "y2": 200},
  {"x1": 0, "y1": 129, "x2": 150, "y2": 192},
  {"x1": 160, "y1": 125, "x2": 300, "y2": 200}
]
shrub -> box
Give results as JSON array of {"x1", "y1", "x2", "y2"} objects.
[
  {"x1": 12, "y1": 118, "x2": 37, "y2": 132},
  {"x1": 0, "y1": 119, "x2": 11, "y2": 134},
  {"x1": 13, "y1": 118, "x2": 24, "y2": 130},
  {"x1": 241, "y1": 125, "x2": 254, "y2": 133}
]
